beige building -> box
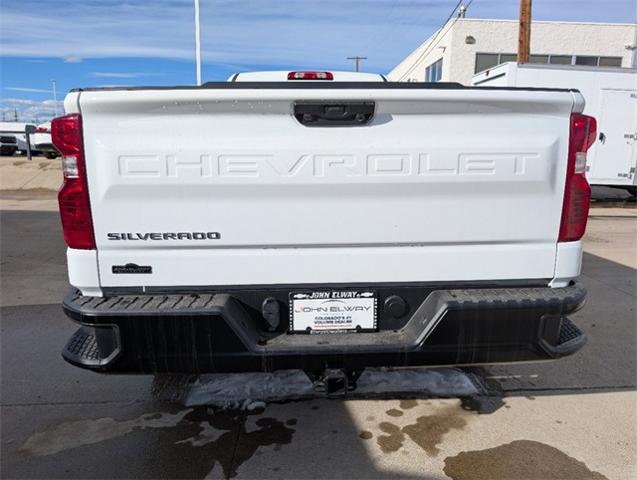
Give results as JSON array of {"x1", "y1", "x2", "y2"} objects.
[{"x1": 388, "y1": 18, "x2": 637, "y2": 84}]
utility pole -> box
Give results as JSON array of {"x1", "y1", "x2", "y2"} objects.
[
  {"x1": 13, "y1": 108, "x2": 18, "y2": 122},
  {"x1": 51, "y1": 79, "x2": 59, "y2": 117},
  {"x1": 346, "y1": 55, "x2": 367, "y2": 72},
  {"x1": 517, "y1": 0, "x2": 532, "y2": 64},
  {"x1": 194, "y1": 0, "x2": 202, "y2": 86}
]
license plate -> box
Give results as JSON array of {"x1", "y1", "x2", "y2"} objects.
[{"x1": 289, "y1": 291, "x2": 377, "y2": 333}]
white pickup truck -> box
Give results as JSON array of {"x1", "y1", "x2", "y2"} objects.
[{"x1": 55, "y1": 71, "x2": 594, "y2": 393}]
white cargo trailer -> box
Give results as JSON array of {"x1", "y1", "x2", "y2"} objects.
[{"x1": 473, "y1": 63, "x2": 637, "y2": 192}]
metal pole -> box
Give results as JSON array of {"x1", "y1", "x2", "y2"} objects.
[
  {"x1": 25, "y1": 125, "x2": 35, "y2": 161},
  {"x1": 25, "y1": 132, "x2": 33, "y2": 161},
  {"x1": 194, "y1": 0, "x2": 202, "y2": 86},
  {"x1": 52, "y1": 79, "x2": 59, "y2": 116}
]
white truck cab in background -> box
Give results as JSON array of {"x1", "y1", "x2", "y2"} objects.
[{"x1": 53, "y1": 71, "x2": 593, "y2": 393}]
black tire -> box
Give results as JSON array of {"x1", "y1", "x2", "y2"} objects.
[{"x1": 44, "y1": 151, "x2": 59, "y2": 159}]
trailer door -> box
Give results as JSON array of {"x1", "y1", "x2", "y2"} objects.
[{"x1": 591, "y1": 89, "x2": 637, "y2": 185}]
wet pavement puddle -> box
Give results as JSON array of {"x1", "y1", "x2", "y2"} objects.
[
  {"x1": 19, "y1": 406, "x2": 297, "y2": 478},
  {"x1": 19, "y1": 410, "x2": 193, "y2": 456},
  {"x1": 385, "y1": 408, "x2": 403, "y2": 417},
  {"x1": 17, "y1": 396, "x2": 612, "y2": 479},
  {"x1": 398, "y1": 399, "x2": 418, "y2": 410},
  {"x1": 361, "y1": 402, "x2": 469, "y2": 455},
  {"x1": 358, "y1": 399, "x2": 609, "y2": 480},
  {"x1": 402, "y1": 410, "x2": 467, "y2": 455},
  {"x1": 443, "y1": 440, "x2": 609, "y2": 480}
]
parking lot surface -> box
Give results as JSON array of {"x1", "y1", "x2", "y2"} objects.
[{"x1": 1, "y1": 157, "x2": 636, "y2": 479}]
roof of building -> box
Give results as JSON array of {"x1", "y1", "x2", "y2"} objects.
[{"x1": 452, "y1": 18, "x2": 637, "y2": 27}]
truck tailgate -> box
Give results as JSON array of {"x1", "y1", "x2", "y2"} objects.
[{"x1": 72, "y1": 84, "x2": 577, "y2": 288}]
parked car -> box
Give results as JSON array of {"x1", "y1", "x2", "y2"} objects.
[
  {"x1": 0, "y1": 122, "x2": 38, "y2": 154},
  {"x1": 32, "y1": 122, "x2": 59, "y2": 159},
  {"x1": 54, "y1": 71, "x2": 593, "y2": 394},
  {"x1": 0, "y1": 133, "x2": 18, "y2": 156}
]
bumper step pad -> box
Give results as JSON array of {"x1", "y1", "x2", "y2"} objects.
[
  {"x1": 65, "y1": 328, "x2": 100, "y2": 363},
  {"x1": 62, "y1": 325, "x2": 121, "y2": 368},
  {"x1": 539, "y1": 316, "x2": 587, "y2": 358}
]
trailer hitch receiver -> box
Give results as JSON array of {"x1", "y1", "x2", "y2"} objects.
[{"x1": 308, "y1": 369, "x2": 362, "y2": 397}]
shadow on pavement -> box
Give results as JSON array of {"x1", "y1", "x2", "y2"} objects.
[
  {"x1": 476, "y1": 252, "x2": 636, "y2": 400},
  {"x1": 0, "y1": 209, "x2": 67, "y2": 307}
]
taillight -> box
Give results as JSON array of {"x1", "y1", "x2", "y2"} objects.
[
  {"x1": 36, "y1": 126, "x2": 48, "y2": 133},
  {"x1": 559, "y1": 113, "x2": 596, "y2": 242},
  {"x1": 51, "y1": 114, "x2": 95, "y2": 250},
  {"x1": 287, "y1": 71, "x2": 334, "y2": 80}
]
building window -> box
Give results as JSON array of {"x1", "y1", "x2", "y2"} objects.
[
  {"x1": 475, "y1": 53, "x2": 625, "y2": 73},
  {"x1": 475, "y1": 53, "x2": 500, "y2": 73},
  {"x1": 529, "y1": 54, "x2": 549, "y2": 64},
  {"x1": 575, "y1": 56, "x2": 598, "y2": 66},
  {"x1": 599, "y1": 56, "x2": 622, "y2": 67},
  {"x1": 549, "y1": 55, "x2": 572, "y2": 65},
  {"x1": 499, "y1": 54, "x2": 517, "y2": 63},
  {"x1": 425, "y1": 58, "x2": 443, "y2": 82}
]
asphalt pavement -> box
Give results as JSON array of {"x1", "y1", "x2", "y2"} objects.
[{"x1": 0, "y1": 180, "x2": 635, "y2": 479}]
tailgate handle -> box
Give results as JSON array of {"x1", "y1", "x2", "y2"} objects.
[{"x1": 294, "y1": 101, "x2": 375, "y2": 127}]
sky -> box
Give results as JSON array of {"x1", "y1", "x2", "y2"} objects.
[{"x1": 1, "y1": 0, "x2": 635, "y2": 123}]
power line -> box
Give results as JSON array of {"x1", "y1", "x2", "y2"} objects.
[
  {"x1": 398, "y1": 0, "x2": 463, "y2": 80},
  {"x1": 358, "y1": 0, "x2": 419, "y2": 65},
  {"x1": 398, "y1": 0, "x2": 474, "y2": 81}
]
